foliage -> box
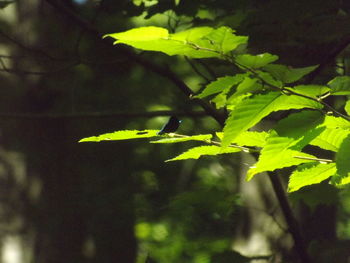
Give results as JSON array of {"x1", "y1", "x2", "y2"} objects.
[{"x1": 81, "y1": 25, "x2": 350, "y2": 193}]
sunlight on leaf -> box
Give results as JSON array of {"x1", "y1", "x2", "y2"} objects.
[
  {"x1": 216, "y1": 131, "x2": 269, "y2": 147},
  {"x1": 105, "y1": 26, "x2": 247, "y2": 59},
  {"x1": 335, "y1": 135, "x2": 350, "y2": 182},
  {"x1": 151, "y1": 134, "x2": 212, "y2": 143},
  {"x1": 222, "y1": 91, "x2": 323, "y2": 147},
  {"x1": 166, "y1": 146, "x2": 240, "y2": 162},
  {"x1": 79, "y1": 130, "x2": 159, "y2": 142},
  {"x1": 247, "y1": 133, "x2": 316, "y2": 181},
  {"x1": 288, "y1": 163, "x2": 336, "y2": 192},
  {"x1": 196, "y1": 74, "x2": 246, "y2": 99}
]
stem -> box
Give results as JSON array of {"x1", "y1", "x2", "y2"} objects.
[{"x1": 268, "y1": 172, "x2": 312, "y2": 263}]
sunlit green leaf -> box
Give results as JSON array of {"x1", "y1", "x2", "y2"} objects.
[
  {"x1": 196, "y1": 74, "x2": 246, "y2": 99},
  {"x1": 222, "y1": 92, "x2": 323, "y2": 147},
  {"x1": 289, "y1": 85, "x2": 330, "y2": 98},
  {"x1": 323, "y1": 115, "x2": 350, "y2": 130},
  {"x1": 105, "y1": 26, "x2": 247, "y2": 59},
  {"x1": 216, "y1": 131, "x2": 269, "y2": 147},
  {"x1": 151, "y1": 134, "x2": 212, "y2": 143},
  {"x1": 229, "y1": 77, "x2": 261, "y2": 99},
  {"x1": 345, "y1": 100, "x2": 350, "y2": 116},
  {"x1": 79, "y1": 130, "x2": 159, "y2": 142},
  {"x1": 328, "y1": 76, "x2": 350, "y2": 95},
  {"x1": 203, "y1": 26, "x2": 248, "y2": 54},
  {"x1": 166, "y1": 145, "x2": 241, "y2": 162},
  {"x1": 310, "y1": 128, "x2": 350, "y2": 152},
  {"x1": 235, "y1": 53, "x2": 278, "y2": 69},
  {"x1": 288, "y1": 163, "x2": 336, "y2": 192},
  {"x1": 247, "y1": 134, "x2": 316, "y2": 180},
  {"x1": 335, "y1": 134, "x2": 350, "y2": 181},
  {"x1": 263, "y1": 64, "x2": 318, "y2": 84}
]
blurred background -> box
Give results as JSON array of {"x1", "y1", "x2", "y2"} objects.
[{"x1": 0, "y1": 0, "x2": 350, "y2": 262}]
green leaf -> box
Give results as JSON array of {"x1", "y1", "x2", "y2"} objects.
[
  {"x1": 196, "y1": 74, "x2": 246, "y2": 99},
  {"x1": 222, "y1": 92, "x2": 323, "y2": 147},
  {"x1": 331, "y1": 173, "x2": 350, "y2": 187},
  {"x1": 235, "y1": 53, "x2": 279, "y2": 69},
  {"x1": 246, "y1": 134, "x2": 317, "y2": 180},
  {"x1": 171, "y1": 27, "x2": 214, "y2": 42},
  {"x1": 151, "y1": 134, "x2": 212, "y2": 143},
  {"x1": 257, "y1": 71, "x2": 283, "y2": 87},
  {"x1": 166, "y1": 145, "x2": 241, "y2": 162},
  {"x1": 323, "y1": 115, "x2": 350, "y2": 130},
  {"x1": 263, "y1": 64, "x2": 318, "y2": 84},
  {"x1": 229, "y1": 77, "x2": 261, "y2": 99},
  {"x1": 203, "y1": 26, "x2": 248, "y2": 54},
  {"x1": 309, "y1": 128, "x2": 350, "y2": 152},
  {"x1": 345, "y1": 100, "x2": 350, "y2": 116},
  {"x1": 335, "y1": 134, "x2": 350, "y2": 181},
  {"x1": 216, "y1": 131, "x2": 269, "y2": 147},
  {"x1": 275, "y1": 111, "x2": 324, "y2": 139},
  {"x1": 288, "y1": 163, "x2": 336, "y2": 192},
  {"x1": 105, "y1": 26, "x2": 247, "y2": 59},
  {"x1": 79, "y1": 130, "x2": 159, "y2": 142},
  {"x1": 289, "y1": 85, "x2": 330, "y2": 98},
  {"x1": 105, "y1": 26, "x2": 216, "y2": 58},
  {"x1": 328, "y1": 76, "x2": 350, "y2": 95}
]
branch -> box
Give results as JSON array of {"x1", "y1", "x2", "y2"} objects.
[{"x1": 267, "y1": 172, "x2": 312, "y2": 263}]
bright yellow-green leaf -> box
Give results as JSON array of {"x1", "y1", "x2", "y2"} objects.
[
  {"x1": 335, "y1": 135, "x2": 350, "y2": 181},
  {"x1": 196, "y1": 74, "x2": 246, "y2": 99},
  {"x1": 79, "y1": 130, "x2": 159, "y2": 142},
  {"x1": 105, "y1": 26, "x2": 247, "y2": 59},
  {"x1": 229, "y1": 77, "x2": 261, "y2": 99},
  {"x1": 345, "y1": 100, "x2": 350, "y2": 116},
  {"x1": 288, "y1": 163, "x2": 336, "y2": 192},
  {"x1": 289, "y1": 85, "x2": 330, "y2": 98},
  {"x1": 151, "y1": 134, "x2": 212, "y2": 143},
  {"x1": 106, "y1": 26, "x2": 169, "y2": 41},
  {"x1": 323, "y1": 115, "x2": 350, "y2": 130},
  {"x1": 222, "y1": 91, "x2": 323, "y2": 147},
  {"x1": 246, "y1": 134, "x2": 316, "y2": 180},
  {"x1": 203, "y1": 26, "x2": 248, "y2": 54},
  {"x1": 310, "y1": 128, "x2": 350, "y2": 152},
  {"x1": 216, "y1": 131, "x2": 268, "y2": 147},
  {"x1": 166, "y1": 145, "x2": 241, "y2": 162}
]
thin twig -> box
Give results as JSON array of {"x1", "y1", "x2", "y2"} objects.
[
  {"x1": 293, "y1": 156, "x2": 333, "y2": 163},
  {"x1": 184, "y1": 56, "x2": 211, "y2": 83}
]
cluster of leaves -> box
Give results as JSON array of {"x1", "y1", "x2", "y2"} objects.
[{"x1": 80, "y1": 26, "x2": 350, "y2": 193}]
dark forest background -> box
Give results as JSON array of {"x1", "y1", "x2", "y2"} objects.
[{"x1": 0, "y1": 0, "x2": 350, "y2": 262}]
